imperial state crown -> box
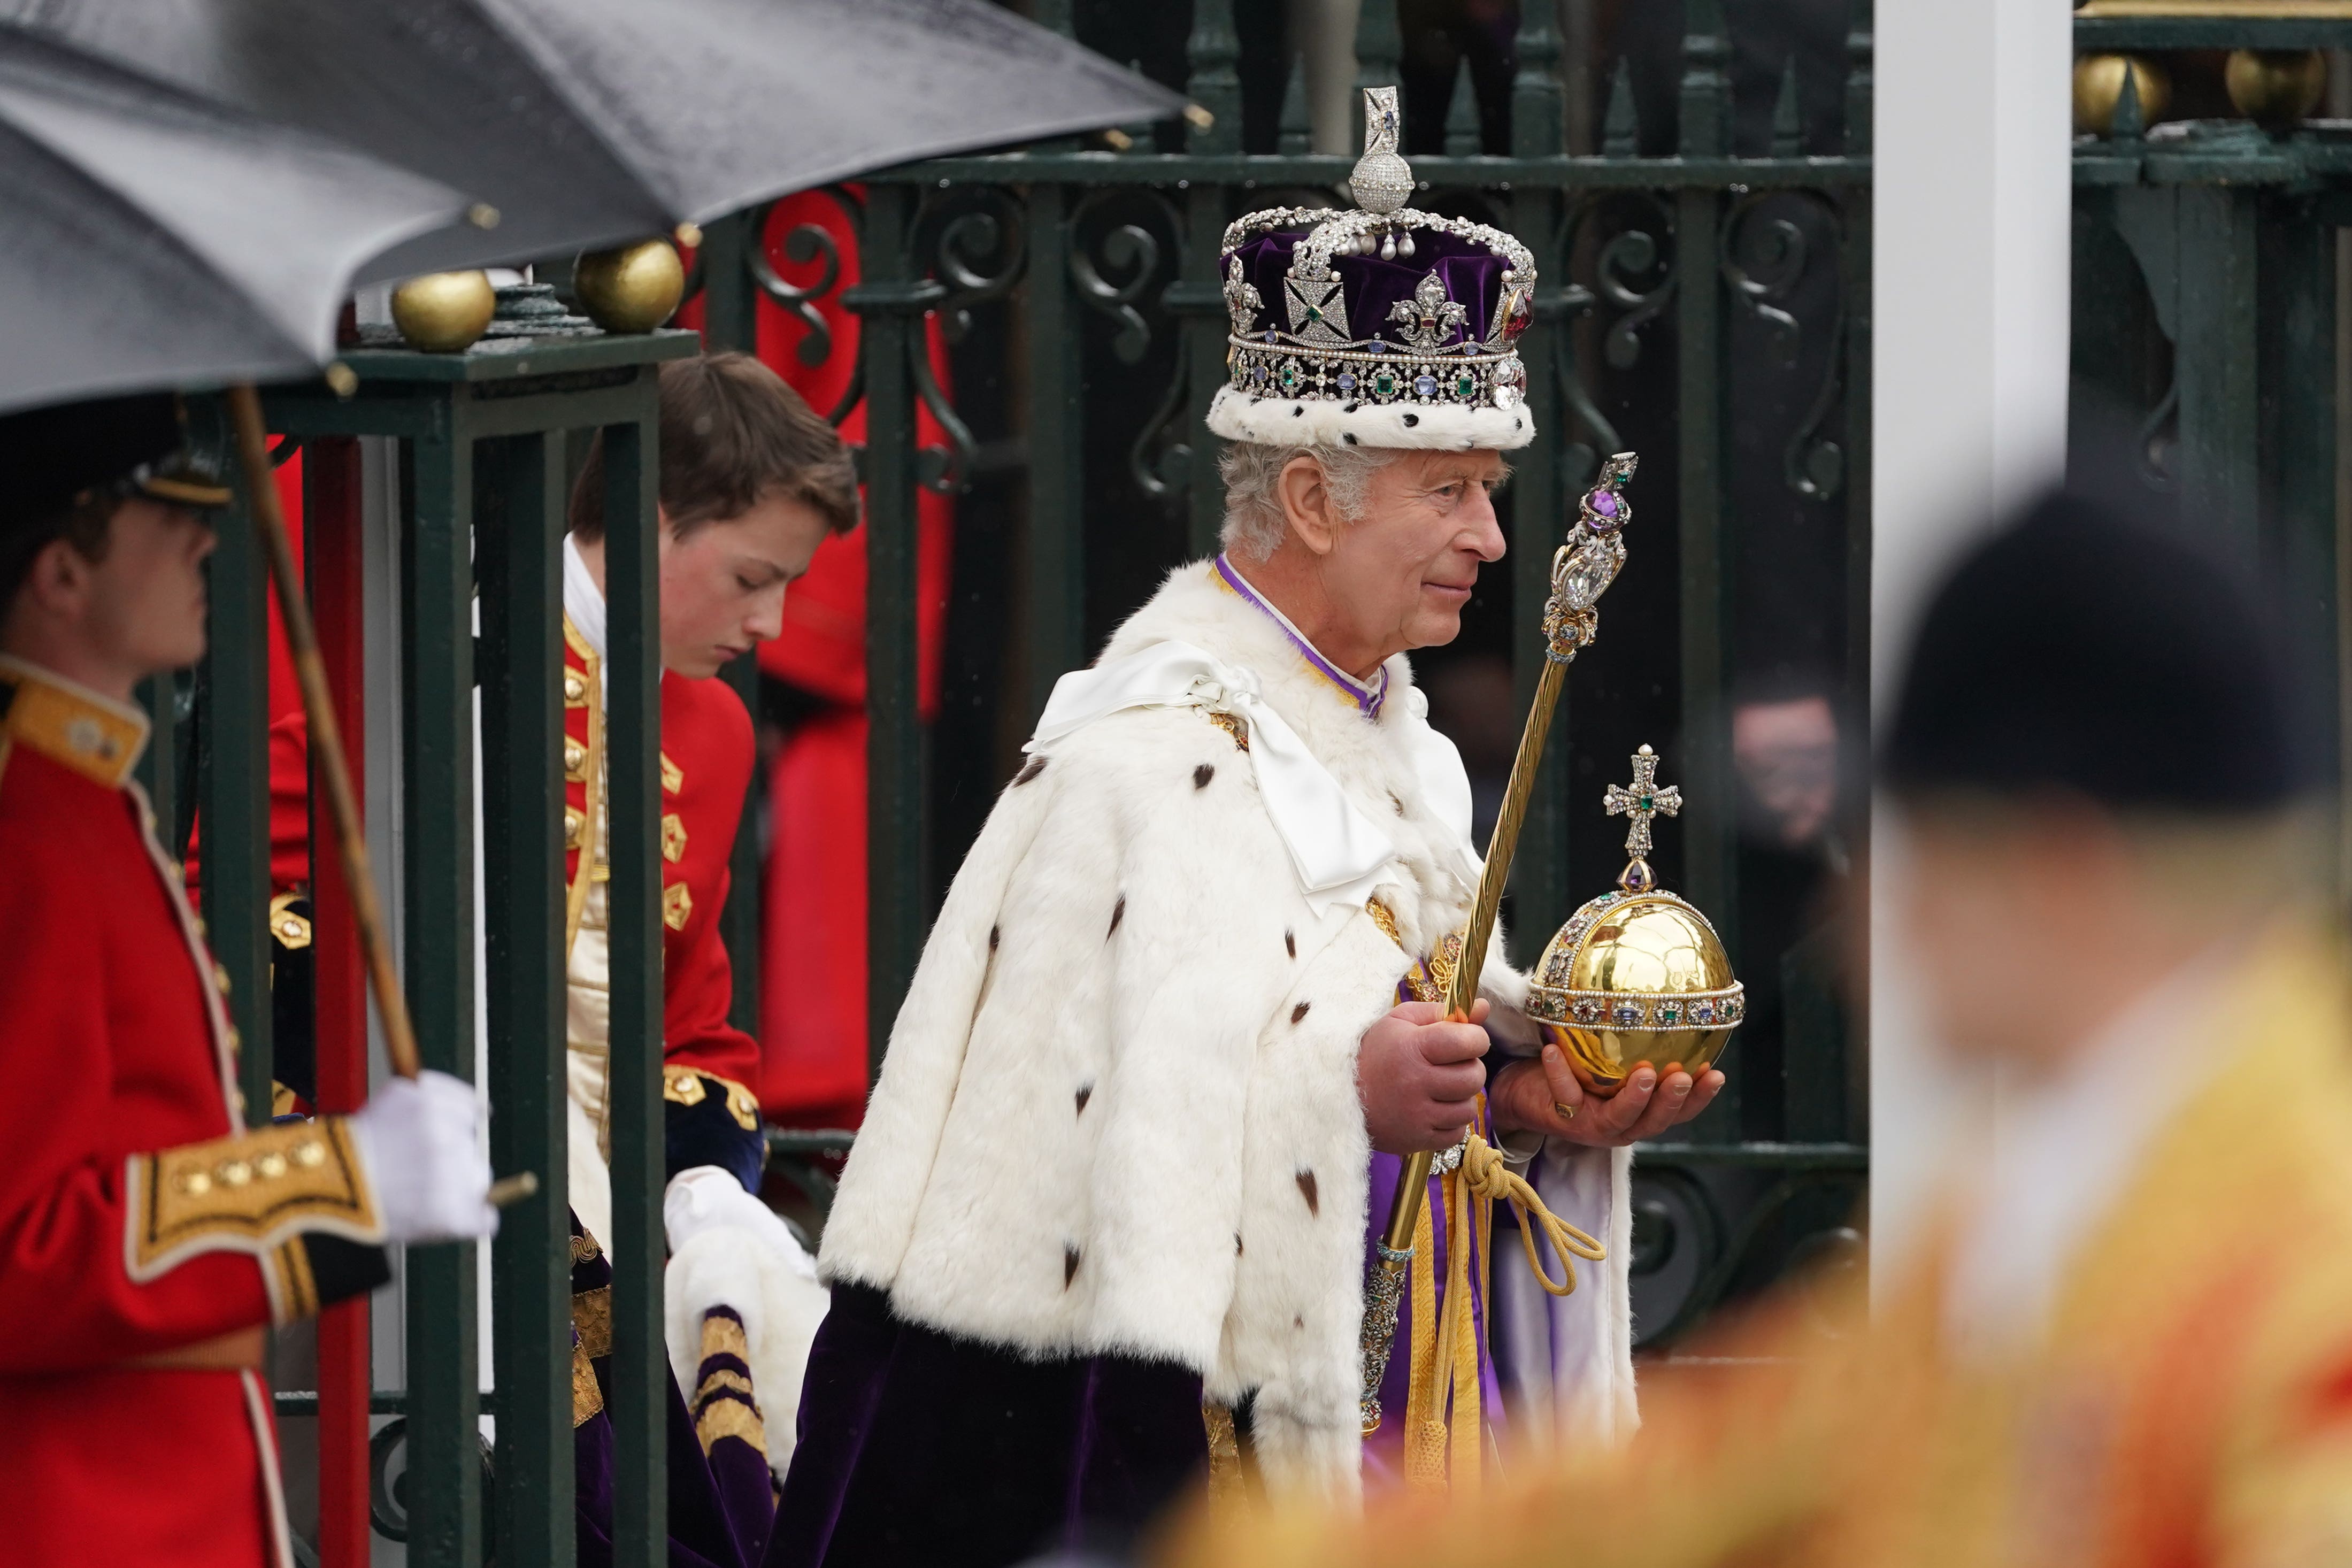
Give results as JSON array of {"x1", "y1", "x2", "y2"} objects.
[
  {"x1": 1525, "y1": 745, "x2": 1744, "y2": 1094},
  {"x1": 1209, "y1": 86, "x2": 1536, "y2": 452}
]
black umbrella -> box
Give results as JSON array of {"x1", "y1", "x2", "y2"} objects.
[
  {"x1": 7, "y1": 0, "x2": 1187, "y2": 278},
  {"x1": 0, "y1": 24, "x2": 468, "y2": 413}
]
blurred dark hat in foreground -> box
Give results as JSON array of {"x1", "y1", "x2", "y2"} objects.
[
  {"x1": 0, "y1": 392, "x2": 229, "y2": 534},
  {"x1": 1882, "y1": 485, "x2": 2315, "y2": 814}
]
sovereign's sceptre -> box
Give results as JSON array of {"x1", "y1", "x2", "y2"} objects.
[{"x1": 1359, "y1": 450, "x2": 1641, "y2": 1431}]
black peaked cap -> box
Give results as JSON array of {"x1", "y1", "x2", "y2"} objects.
[
  {"x1": 0, "y1": 393, "x2": 196, "y2": 533},
  {"x1": 1882, "y1": 488, "x2": 2312, "y2": 813}
]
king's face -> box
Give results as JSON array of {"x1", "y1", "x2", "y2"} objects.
[{"x1": 1332, "y1": 449, "x2": 1510, "y2": 659}]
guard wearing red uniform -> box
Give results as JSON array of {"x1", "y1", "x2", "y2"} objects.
[{"x1": 0, "y1": 394, "x2": 495, "y2": 1568}]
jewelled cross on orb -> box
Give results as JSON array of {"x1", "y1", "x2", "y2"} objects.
[{"x1": 1604, "y1": 745, "x2": 1680, "y2": 893}]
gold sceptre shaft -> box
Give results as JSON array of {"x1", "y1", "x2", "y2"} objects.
[{"x1": 1358, "y1": 450, "x2": 1638, "y2": 1433}]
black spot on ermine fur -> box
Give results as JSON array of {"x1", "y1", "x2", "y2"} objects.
[
  {"x1": 1014, "y1": 756, "x2": 1047, "y2": 786},
  {"x1": 1285, "y1": 929, "x2": 1296, "y2": 958},
  {"x1": 1194, "y1": 763, "x2": 1214, "y2": 789},
  {"x1": 1235, "y1": 1233, "x2": 1244, "y2": 1256},
  {"x1": 1296, "y1": 1170, "x2": 1319, "y2": 1216},
  {"x1": 1075, "y1": 1083, "x2": 1093, "y2": 1115},
  {"x1": 1290, "y1": 1001, "x2": 1311, "y2": 1024},
  {"x1": 989, "y1": 925, "x2": 1000, "y2": 951},
  {"x1": 1064, "y1": 1246, "x2": 1082, "y2": 1288},
  {"x1": 1342, "y1": 432, "x2": 1358, "y2": 445},
  {"x1": 1401, "y1": 412, "x2": 1419, "y2": 427},
  {"x1": 1108, "y1": 897, "x2": 1125, "y2": 937}
]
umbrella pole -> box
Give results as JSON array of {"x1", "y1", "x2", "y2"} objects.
[
  {"x1": 227, "y1": 388, "x2": 537, "y2": 1205},
  {"x1": 226, "y1": 387, "x2": 421, "y2": 1081}
]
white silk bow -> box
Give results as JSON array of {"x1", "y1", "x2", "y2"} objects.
[{"x1": 1027, "y1": 640, "x2": 1406, "y2": 914}]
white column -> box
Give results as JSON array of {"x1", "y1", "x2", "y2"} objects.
[{"x1": 1869, "y1": 0, "x2": 2072, "y2": 1284}]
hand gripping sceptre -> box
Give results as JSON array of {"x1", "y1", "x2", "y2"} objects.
[{"x1": 1357, "y1": 451, "x2": 1639, "y2": 1433}]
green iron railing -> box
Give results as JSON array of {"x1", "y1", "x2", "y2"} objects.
[{"x1": 167, "y1": 3, "x2": 2352, "y2": 1563}]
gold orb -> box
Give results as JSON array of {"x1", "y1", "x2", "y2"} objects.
[
  {"x1": 390, "y1": 270, "x2": 496, "y2": 353},
  {"x1": 2072, "y1": 53, "x2": 2170, "y2": 136},
  {"x1": 2226, "y1": 48, "x2": 2326, "y2": 129},
  {"x1": 573, "y1": 238, "x2": 685, "y2": 334},
  {"x1": 1524, "y1": 885, "x2": 1743, "y2": 1096}
]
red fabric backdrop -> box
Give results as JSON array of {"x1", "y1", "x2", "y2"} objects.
[{"x1": 682, "y1": 192, "x2": 955, "y2": 1131}]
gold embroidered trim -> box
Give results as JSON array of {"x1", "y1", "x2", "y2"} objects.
[
  {"x1": 571, "y1": 1232, "x2": 603, "y2": 1266},
  {"x1": 127, "y1": 1118, "x2": 379, "y2": 1277},
  {"x1": 1365, "y1": 899, "x2": 1404, "y2": 950},
  {"x1": 572, "y1": 1336, "x2": 605, "y2": 1427},
  {"x1": 695, "y1": 1367, "x2": 757, "y2": 1404},
  {"x1": 563, "y1": 615, "x2": 604, "y2": 962},
  {"x1": 699, "y1": 1310, "x2": 751, "y2": 1364},
  {"x1": 663, "y1": 881, "x2": 693, "y2": 931},
  {"x1": 564, "y1": 735, "x2": 589, "y2": 782},
  {"x1": 662, "y1": 1066, "x2": 763, "y2": 1132},
  {"x1": 0, "y1": 658, "x2": 149, "y2": 788},
  {"x1": 271, "y1": 1237, "x2": 319, "y2": 1321},
  {"x1": 565, "y1": 805, "x2": 587, "y2": 850},
  {"x1": 1206, "y1": 710, "x2": 1250, "y2": 752},
  {"x1": 662, "y1": 812, "x2": 687, "y2": 863},
  {"x1": 268, "y1": 891, "x2": 312, "y2": 951},
  {"x1": 689, "y1": 1309, "x2": 766, "y2": 1455},
  {"x1": 1202, "y1": 1401, "x2": 1244, "y2": 1500},
  {"x1": 573, "y1": 1282, "x2": 613, "y2": 1361},
  {"x1": 693, "y1": 1395, "x2": 767, "y2": 1456},
  {"x1": 660, "y1": 751, "x2": 683, "y2": 794}
]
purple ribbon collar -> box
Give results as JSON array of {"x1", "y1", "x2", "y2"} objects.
[{"x1": 1211, "y1": 555, "x2": 1389, "y2": 719}]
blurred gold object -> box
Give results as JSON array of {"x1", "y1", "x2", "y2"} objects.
[
  {"x1": 2072, "y1": 53, "x2": 2170, "y2": 135},
  {"x1": 1526, "y1": 745, "x2": 1743, "y2": 1094},
  {"x1": 389, "y1": 270, "x2": 495, "y2": 352},
  {"x1": 573, "y1": 238, "x2": 686, "y2": 334},
  {"x1": 2225, "y1": 48, "x2": 2326, "y2": 128}
]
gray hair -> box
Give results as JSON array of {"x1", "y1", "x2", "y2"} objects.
[{"x1": 1216, "y1": 441, "x2": 1400, "y2": 562}]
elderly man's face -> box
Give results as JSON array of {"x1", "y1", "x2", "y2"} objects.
[{"x1": 1324, "y1": 449, "x2": 1509, "y2": 658}]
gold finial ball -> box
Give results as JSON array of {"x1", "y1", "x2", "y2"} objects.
[
  {"x1": 1525, "y1": 888, "x2": 1742, "y2": 1096},
  {"x1": 389, "y1": 270, "x2": 496, "y2": 353},
  {"x1": 2226, "y1": 48, "x2": 2326, "y2": 130},
  {"x1": 573, "y1": 238, "x2": 686, "y2": 334},
  {"x1": 2072, "y1": 54, "x2": 2170, "y2": 136}
]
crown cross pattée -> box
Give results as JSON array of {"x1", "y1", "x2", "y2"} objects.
[
  {"x1": 1388, "y1": 272, "x2": 1467, "y2": 352},
  {"x1": 1603, "y1": 745, "x2": 1681, "y2": 858}
]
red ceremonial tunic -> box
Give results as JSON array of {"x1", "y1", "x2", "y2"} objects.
[
  {"x1": 0, "y1": 658, "x2": 385, "y2": 1568},
  {"x1": 559, "y1": 619, "x2": 760, "y2": 1098}
]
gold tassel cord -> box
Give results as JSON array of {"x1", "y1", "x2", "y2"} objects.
[
  {"x1": 1398, "y1": 1120, "x2": 1609, "y2": 1493},
  {"x1": 1403, "y1": 1194, "x2": 1446, "y2": 1488},
  {"x1": 1458, "y1": 1133, "x2": 1607, "y2": 1298}
]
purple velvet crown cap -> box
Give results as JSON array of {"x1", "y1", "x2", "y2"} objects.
[{"x1": 1227, "y1": 229, "x2": 1506, "y2": 351}]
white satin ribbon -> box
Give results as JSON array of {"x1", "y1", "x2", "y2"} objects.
[{"x1": 1027, "y1": 641, "x2": 1399, "y2": 913}]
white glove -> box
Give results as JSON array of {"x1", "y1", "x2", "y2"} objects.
[
  {"x1": 663, "y1": 1165, "x2": 816, "y2": 1281},
  {"x1": 347, "y1": 1070, "x2": 499, "y2": 1245}
]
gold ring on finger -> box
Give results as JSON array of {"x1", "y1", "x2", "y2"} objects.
[{"x1": 1552, "y1": 1101, "x2": 1577, "y2": 1120}]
